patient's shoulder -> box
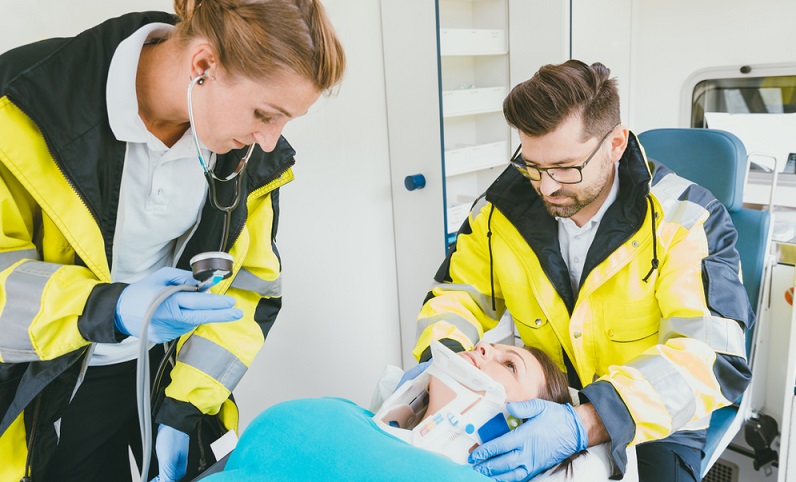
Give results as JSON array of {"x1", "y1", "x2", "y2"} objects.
[
  {"x1": 257, "y1": 397, "x2": 363, "y2": 418},
  {"x1": 245, "y1": 397, "x2": 376, "y2": 447}
]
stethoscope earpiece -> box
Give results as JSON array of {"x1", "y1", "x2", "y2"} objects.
[{"x1": 192, "y1": 68, "x2": 212, "y2": 85}]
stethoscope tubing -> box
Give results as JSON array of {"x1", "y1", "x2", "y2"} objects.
[{"x1": 187, "y1": 72, "x2": 256, "y2": 250}]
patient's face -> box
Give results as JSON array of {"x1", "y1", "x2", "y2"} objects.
[{"x1": 455, "y1": 342, "x2": 546, "y2": 402}]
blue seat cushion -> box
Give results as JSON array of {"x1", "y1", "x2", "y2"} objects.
[
  {"x1": 637, "y1": 128, "x2": 747, "y2": 211},
  {"x1": 700, "y1": 406, "x2": 738, "y2": 474}
]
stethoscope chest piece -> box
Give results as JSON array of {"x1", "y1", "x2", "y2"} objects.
[{"x1": 190, "y1": 251, "x2": 234, "y2": 291}]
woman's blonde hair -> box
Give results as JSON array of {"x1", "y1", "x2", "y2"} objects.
[{"x1": 172, "y1": 0, "x2": 345, "y2": 92}]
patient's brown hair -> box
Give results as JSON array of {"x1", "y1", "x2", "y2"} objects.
[
  {"x1": 522, "y1": 346, "x2": 570, "y2": 405},
  {"x1": 521, "y1": 345, "x2": 585, "y2": 478}
]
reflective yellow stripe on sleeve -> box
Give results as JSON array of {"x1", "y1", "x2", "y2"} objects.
[
  {"x1": 627, "y1": 354, "x2": 697, "y2": 430},
  {"x1": 652, "y1": 173, "x2": 707, "y2": 229},
  {"x1": 606, "y1": 337, "x2": 729, "y2": 444},
  {"x1": 229, "y1": 268, "x2": 281, "y2": 297},
  {"x1": 660, "y1": 316, "x2": 746, "y2": 358},
  {"x1": 416, "y1": 312, "x2": 482, "y2": 345},
  {"x1": 431, "y1": 283, "x2": 505, "y2": 316},
  {"x1": 0, "y1": 248, "x2": 40, "y2": 271},
  {"x1": 0, "y1": 260, "x2": 59, "y2": 362},
  {"x1": 177, "y1": 335, "x2": 248, "y2": 392}
]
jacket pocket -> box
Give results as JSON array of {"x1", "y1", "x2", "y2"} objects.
[
  {"x1": 604, "y1": 298, "x2": 660, "y2": 343},
  {"x1": 601, "y1": 300, "x2": 660, "y2": 368},
  {"x1": 702, "y1": 258, "x2": 750, "y2": 325}
]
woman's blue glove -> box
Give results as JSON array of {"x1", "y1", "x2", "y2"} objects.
[
  {"x1": 152, "y1": 424, "x2": 190, "y2": 482},
  {"x1": 395, "y1": 360, "x2": 432, "y2": 392},
  {"x1": 115, "y1": 267, "x2": 243, "y2": 343},
  {"x1": 469, "y1": 399, "x2": 588, "y2": 481}
]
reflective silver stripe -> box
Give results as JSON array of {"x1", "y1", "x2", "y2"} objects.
[
  {"x1": 229, "y1": 268, "x2": 282, "y2": 297},
  {"x1": 0, "y1": 248, "x2": 40, "y2": 272},
  {"x1": 471, "y1": 195, "x2": 489, "y2": 218},
  {"x1": 629, "y1": 354, "x2": 696, "y2": 430},
  {"x1": 178, "y1": 335, "x2": 248, "y2": 391},
  {"x1": 660, "y1": 316, "x2": 746, "y2": 358},
  {"x1": 0, "y1": 260, "x2": 60, "y2": 362},
  {"x1": 432, "y1": 283, "x2": 504, "y2": 315},
  {"x1": 652, "y1": 171, "x2": 691, "y2": 199},
  {"x1": 652, "y1": 173, "x2": 707, "y2": 229},
  {"x1": 416, "y1": 312, "x2": 481, "y2": 345}
]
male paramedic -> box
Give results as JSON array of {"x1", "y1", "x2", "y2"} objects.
[{"x1": 411, "y1": 60, "x2": 752, "y2": 481}]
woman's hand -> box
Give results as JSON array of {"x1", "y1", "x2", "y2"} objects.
[{"x1": 152, "y1": 424, "x2": 190, "y2": 482}]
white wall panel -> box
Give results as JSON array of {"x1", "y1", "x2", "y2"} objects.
[{"x1": 629, "y1": 0, "x2": 796, "y2": 131}]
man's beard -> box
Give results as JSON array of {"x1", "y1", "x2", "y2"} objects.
[
  {"x1": 537, "y1": 168, "x2": 611, "y2": 219},
  {"x1": 541, "y1": 192, "x2": 591, "y2": 219}
]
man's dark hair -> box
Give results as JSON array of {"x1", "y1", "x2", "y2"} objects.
[{"x1": 503, "y1": 59, "x2": 620, "y2": 140}]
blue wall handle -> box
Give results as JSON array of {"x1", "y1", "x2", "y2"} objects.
[{"x1": 404, "y1": 174, "x2": 426, "y2": 191}]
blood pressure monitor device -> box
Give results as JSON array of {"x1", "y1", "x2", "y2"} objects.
[{"x1": 373, "y1": 341, "x2": 523, "y2": 464}]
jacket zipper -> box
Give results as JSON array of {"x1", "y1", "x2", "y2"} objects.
[
  {"x1": 21, "y1": 391, "x2": 46, "y2": 482},
  {"x1": 6, "y1": 95, "x2": 100, "y2": 226},
  {"x1": 197, "y1": 425, "x2": 208, "y2": 474},
  {"x1": 224, "y1": 161, "x2": 294, "y2": 251},
  {"x1": 19, "y1": 346, "x2": 88, "y2": 482}
]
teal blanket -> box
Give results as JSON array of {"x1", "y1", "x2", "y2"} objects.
[{"x1": 202, "y1": 397, "x2": 489, "y2": 481}]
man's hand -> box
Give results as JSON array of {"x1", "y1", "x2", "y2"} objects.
[{"x1": 469, "y1": 399, "x2": 588, "y2": 481}]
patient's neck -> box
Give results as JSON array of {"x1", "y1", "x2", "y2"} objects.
[{"x1": 421, "y1": 376, "x2": 457, "y2": 421}]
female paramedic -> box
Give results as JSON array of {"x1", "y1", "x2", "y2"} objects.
[{"x1": 0, "y1": 1, "x2": 345, "y2": 481}]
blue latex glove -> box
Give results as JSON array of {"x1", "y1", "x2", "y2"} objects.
[
  {"x1": 115, "y1": 267, "x2": 243, "y2": 343},
  {"x1": 152, "y1": 424, "x2": 190, "y2": 482},
  {"x1": 395, "y1": 360, "x2": 432, "y2": 392},
  {"x1": 469, "y1": 399, "x2": 588, "y2": 481}
]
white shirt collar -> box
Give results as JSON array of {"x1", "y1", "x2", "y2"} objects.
[
  {"x1": 557, "y1": 162, "x2": 621, "y2": 230},
  {"x1": 106, "y1": 23, "x2": 175, "y2": 144}
]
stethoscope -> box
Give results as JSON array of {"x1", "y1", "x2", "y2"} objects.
[
  {"x1": 187, "y1": 70, "x2": 255, "y2": 252},
  {"x1": 138, "y1": 70, "x2": 255, "y2": 482}
]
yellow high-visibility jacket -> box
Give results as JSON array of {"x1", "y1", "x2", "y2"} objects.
[
  {"x1": 0, "y1": 12, "x2": 292, "y2": 480},
  {"x1": 414, "y1": 134, "x2": 752, "y2": 476}
]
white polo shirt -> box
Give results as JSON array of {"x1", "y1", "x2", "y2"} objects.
[
  {"x1": 90, "y1": 23, "x2": 214, "y2": 366},
  {"x1": 557, "y1": 162, "x2": 620, "y2": 293}
]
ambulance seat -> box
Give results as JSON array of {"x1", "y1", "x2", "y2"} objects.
[{"x1": 637, "y1": 128, "x2": 771, "y2": 477}]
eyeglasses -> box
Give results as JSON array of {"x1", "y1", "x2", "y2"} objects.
[{"x1": 509, "y1": 125, "x2": 619, "y2": 184}]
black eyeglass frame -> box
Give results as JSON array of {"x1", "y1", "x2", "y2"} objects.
[{"x1": 509, "y1": 124, "x2": 620, "y2": 184}]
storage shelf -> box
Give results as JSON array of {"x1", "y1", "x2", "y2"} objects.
[
  {"x1": 442, "y1": 86, "x2": 505, "y2": 117},
  {"x1": 445, "y1": 141, "x2": 508, "y2": 176},
  {"x1": 439, "y1": 29, "x2": 507, "y2": 56},
  {"x1": 441, "y1": 51, "x2": 508, "y2": 57},
  {"x1": 438, "y1": 0, "x2": 509, "y2": 247}
]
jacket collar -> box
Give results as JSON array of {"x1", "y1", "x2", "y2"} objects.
[{"x1": 486, "y1": 132, "x2": 652, "y2": 310}]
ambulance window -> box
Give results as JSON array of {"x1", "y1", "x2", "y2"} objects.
[
  {"x1": 685, "y1": 67, "x2": 796, "y2": 177},
  {"x1": 691, "y1": 74, "x2": 796, "y2": 127}
]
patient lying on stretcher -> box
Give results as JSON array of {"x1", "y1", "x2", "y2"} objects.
[{"x1": 201, "y1": 341, "x2": 637, "y2": 481}]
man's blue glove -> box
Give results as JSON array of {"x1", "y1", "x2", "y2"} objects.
[
  {"x1": 469, "y1": 399, "x2": 588, "y2": 481},
  {"x1": 115, "y1": 267, "x2": 243, "y2": 343},
  {"x1": 152, "y1": 424, "x2": 190, "y2": 482},
  {"x1": 395, "y1": 360, "x2": 432, "y2": 392}
]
